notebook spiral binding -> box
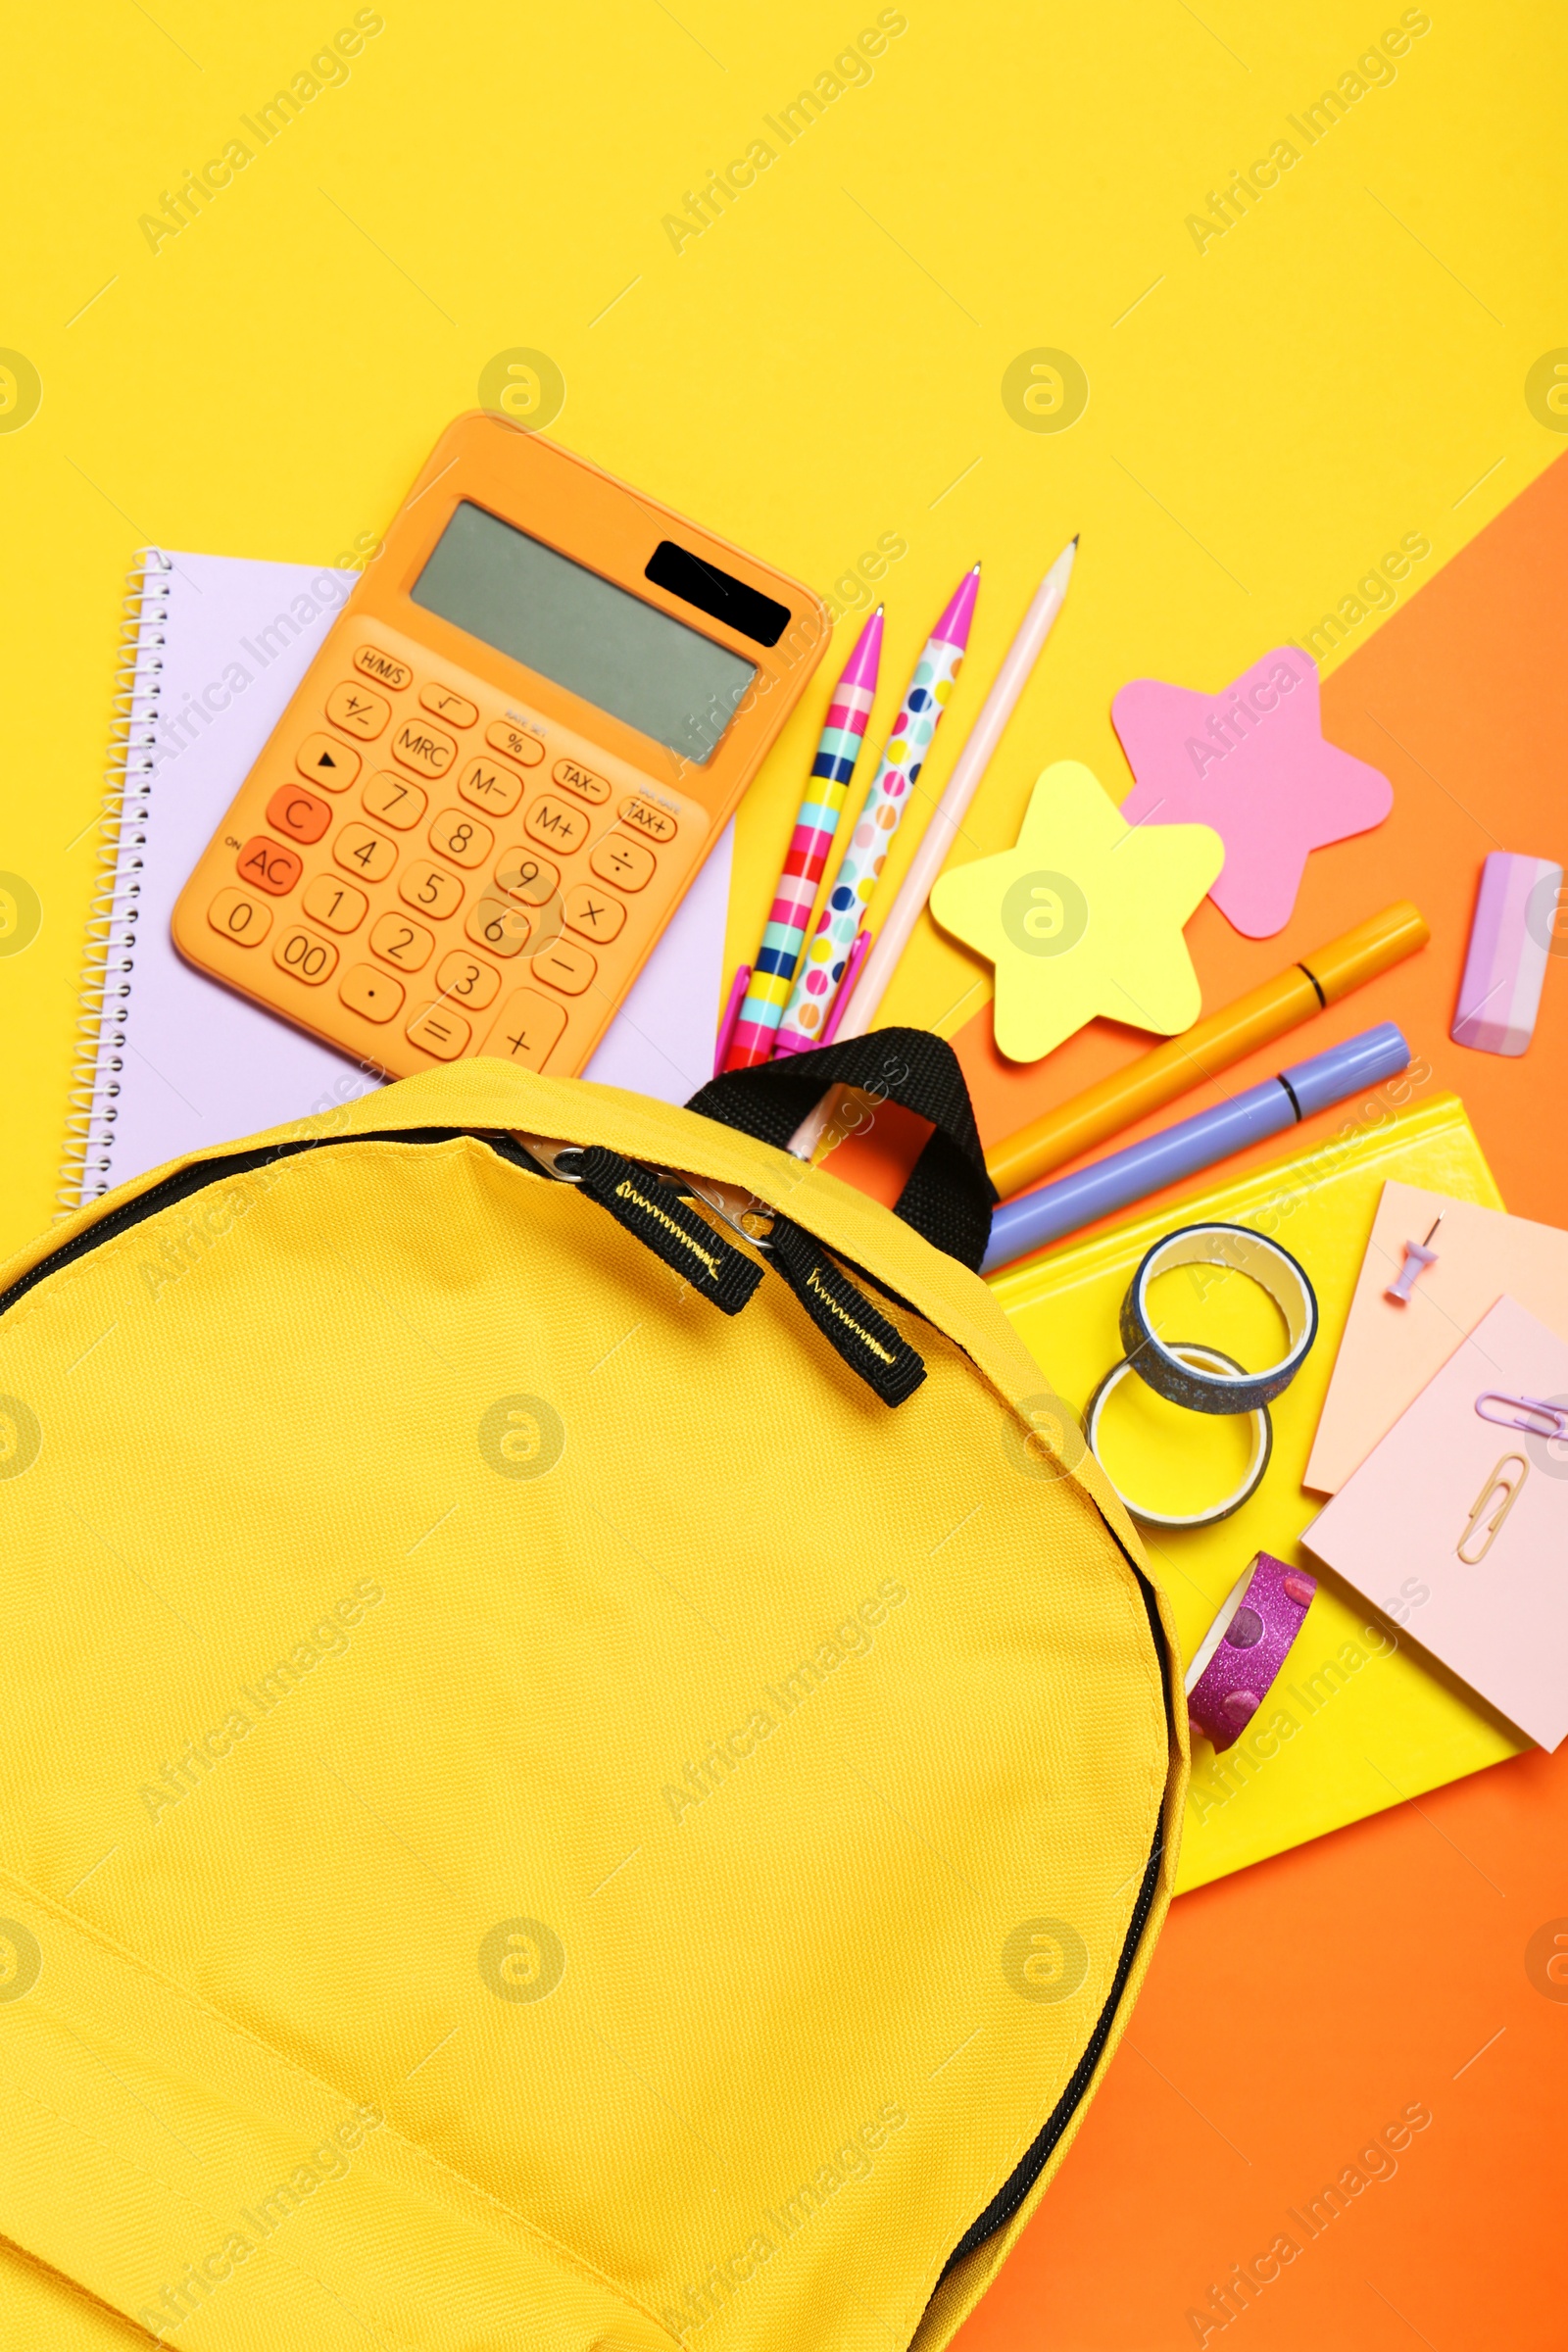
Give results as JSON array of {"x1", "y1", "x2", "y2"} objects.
[{"x1": 56, "y1": 549, "x2": 172, "y2": 1216}]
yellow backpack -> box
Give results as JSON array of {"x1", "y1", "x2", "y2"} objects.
[{"x1": 0, "y1": 1038, "x2": 1184, "y2": 2352}]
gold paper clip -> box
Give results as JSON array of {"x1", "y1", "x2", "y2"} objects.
[{"x1": 1456, "y1": 1452, "x2": 1530, "y2": 1564}]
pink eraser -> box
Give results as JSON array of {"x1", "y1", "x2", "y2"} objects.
[{"x1": 1451, "y1": 852, "x2": 1562, "y2": 1056}]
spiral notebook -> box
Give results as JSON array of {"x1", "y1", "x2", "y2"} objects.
[{"x1": 60, "y1": 550, "x2": 734, "y2": 1209}]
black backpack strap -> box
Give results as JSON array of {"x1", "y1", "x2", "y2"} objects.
[{"x1": 685, "y1": 1029, "x2": 997, "y2": 1273}]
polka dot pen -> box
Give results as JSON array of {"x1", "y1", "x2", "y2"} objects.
[
  {"x1": 722, "y1": 606, "x2": 884, "y2": 1068},
  {"x1": 774, "y1": 565, "x2": 980, "y2": 1054}
]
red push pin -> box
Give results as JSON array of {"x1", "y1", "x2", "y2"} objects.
[{"x1": 1387, "y1": 1214, "x2": 1443, "y2": 1303}]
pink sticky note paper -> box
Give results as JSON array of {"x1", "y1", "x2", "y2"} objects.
[
  {"x1": 1303, "y1": 1294, "x2": 1568, "y2": 1750},
  {"x1": 1112, "y1": 648, "x2": 1394, "y2": 939}
]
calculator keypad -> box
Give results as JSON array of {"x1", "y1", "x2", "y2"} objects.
[
  {"x1": 194, "y1": 622, "x2": 705, "y2": 1077},
  {"x1": 238, "y1": 837, "x2": 303, "y2": 895},
  {"x1": 363, "y1": 772, "x2": 428, "y2": 829},
  {"x1": 297, "y1": 733, "x2": 360, "y2": 790},
  {"x1": 326, "y1": 682, "x2": 390, "y2": 739}
]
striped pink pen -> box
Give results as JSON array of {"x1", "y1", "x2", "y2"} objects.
[
  {"x1": 721, "y1": 607, "x2": 884, "y2": 1069},
  {"x1": 774, "y1": 565, "x2": 980, "y2": 1054}
]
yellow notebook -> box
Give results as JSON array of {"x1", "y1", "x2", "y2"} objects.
[{"x1": 990, "y1": 1093, "x2": 1525, "y2": 1893}]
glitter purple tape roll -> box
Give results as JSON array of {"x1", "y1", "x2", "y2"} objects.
[{"x1": 1185, "y1": 1551, "x2": 1318, "y2": 1751}]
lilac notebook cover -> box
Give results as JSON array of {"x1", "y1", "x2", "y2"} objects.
[{"x1": 82, "y1": 551, "x2": 734, "y2": 1200}]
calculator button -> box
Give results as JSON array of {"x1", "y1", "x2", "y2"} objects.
[
  {"x1": 302, "y1": 874, "x2": 369, "y2": 934},
  {"x1": 399, "y1": 860, "x2": 465, "y2": 921},
  {"x1": 297, "y1": 732, "x2": 360, "y2": 791},
  {"x1": 589, "y1": 834, "x2": 656, "y2": 892},
  {"x1": 338, "y1": 963, "x2": 405, "y2": 1024},
  {"x1": 266, "y1": 784, "x2": 333, "y2": 845},
  {"x1": 369, "y1": 910, "x2": 435, "y2": 970},
  {"x1": 618, "y1": 794, "x2": 677, "y2": 844},
  {"x1": 237, "y1": 836, "x2": 303, "y2": 896},
  {"x1": 354, "y1": 645, "x2": 414, "y2": 692},
  {"x1": 552, "y1": 756, "x2": 612, "y2": 807},
  {"x1": 435, "y1": 950, "x2": 501, "y2": 1010},
  {"x1": 333, "y1": 822, "x2": 398, "y2": 884},
  {"x1": 428, "y1": 808, "x2": 494, "y2": 869},
  {"x1": 523, "y1": 796, "x2": 590, "y2": 856},
  {"x1": 325, "y1": 682, "x2": 390, "y2": 740},
  {"x1": 207, "y1": 887, "x2": 271, "y2": 946},
  {"x1": 486, "y1": 720, "x2": 545, "y2": 767},
  {"x1": 457, "y1": 756, "x2": 524, "y2": 818},
  {"x1": 531, "y1": 936, "x2": 597, "y2": 998},
  {"x1": 495, "y1": 849, "x2": 560, "y2": 906},
  {"x1": 483, "y1": 989, "x2": 568, "y2": 1070},
  {"x1": 406, "y1": 1002, "x2": 472, "y2": 1061},
  {"x1": 391, "y1": 717, "x2": 457, "y2": 778},
  {"x1": 421, "y1": 682, "x2": 478, "y2": 727},
  {"x1": 362, "y1": 771, "x2": 428, "y2": 830},
  {"x1": 272, "y1": 926, "x2": 339, "y2": 986},
  {"x1": 466, "y1": 892, "x2": 534, "y2": 959},
  {"x1": 564, "y1": 882, "x2": 625, "y2": 944}
]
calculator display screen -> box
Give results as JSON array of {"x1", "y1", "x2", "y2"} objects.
[{"x1": 411, "y1": 501, "x2": 756, "y2": 764}]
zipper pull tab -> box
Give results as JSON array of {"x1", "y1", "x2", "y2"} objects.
[
  {"x1": 767, "y1": 1217, "x2": 926, "y2": 1405},
  {"x1": 571, "y1": 1146, "x2": 763, "y2": 1315}
]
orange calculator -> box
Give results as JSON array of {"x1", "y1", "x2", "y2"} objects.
[{"x1": 173, "y1": 413, "x2": 829, "y2": 1078}]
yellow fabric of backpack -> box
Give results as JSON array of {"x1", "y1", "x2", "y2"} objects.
[{"x1": 0, "y1": 1055, "x2": 1185, "y2": 2351}]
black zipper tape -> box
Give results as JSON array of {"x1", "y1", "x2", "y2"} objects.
[
  {"x1": 767, "y1": 1217, "x2": 926, "y2": 1405},
  {"x1": 935, "y1": 1555, "x2": 1174, "y2": 2282},
  {"x1": 571, "y1": 1146, "x2": 762, "y2": 1315}
]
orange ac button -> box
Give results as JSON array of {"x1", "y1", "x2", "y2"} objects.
[
  {"x1": 486, "y1": 720, "x2": 545, "y2": 767},
  {"x1": 354, "y1": 645, "x2": 414, "y2": 692},
  {"x1": 236, "y1": 836, "x2": 303, "y2": 896}
]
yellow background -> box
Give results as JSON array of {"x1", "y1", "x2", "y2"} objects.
[{"x1": 2, "y1": 0, "x2": 1565, "y2": 1260}]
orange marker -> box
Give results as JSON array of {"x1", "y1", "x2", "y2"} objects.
[{"x1": 985, "y1": 900, "x2": 1429, "y2": 1199}]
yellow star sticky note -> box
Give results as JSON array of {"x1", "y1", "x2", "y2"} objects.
[{"x1": 930, "y1": 761, "x2": 1224, "y2": 1063}]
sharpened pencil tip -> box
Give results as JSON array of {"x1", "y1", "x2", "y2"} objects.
[{"x1": 1070, "y1": 533, "x2": 1080, "y2": 546}]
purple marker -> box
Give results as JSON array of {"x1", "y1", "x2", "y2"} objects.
[{"x1": 983, "y1": 1023, "x2": 1411, "y2": 1273}]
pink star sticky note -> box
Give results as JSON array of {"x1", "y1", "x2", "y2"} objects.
[{"x1": 1111, "y1": 648, "x2": 1394, "y2": 938}]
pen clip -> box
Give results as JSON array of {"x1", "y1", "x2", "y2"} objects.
[
  {"x1": 1456, "y1": 1451, "x2": 1530, "y2": 1565},
  {"x1": 1475, "y1": 1391, "x2": 1568, "y2": 1442}
]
